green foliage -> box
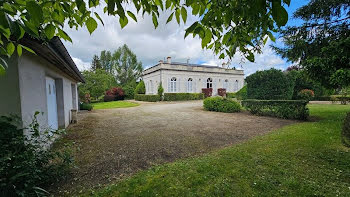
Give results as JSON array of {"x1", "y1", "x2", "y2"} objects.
[
  {"x1": 203, "y1": 97, "x2": 241, "y2": 113},
  {"x1": 78, "y1": 69, "x2": 116, "y2": 100},
  {"x1": 79, "y1": 102, "x2": 93, "y2": 111},
  {"x1": 123, "y1": 81, "x2": 137, "y2": 99},
  {"x1": 134, "y1": 81, "x2": 146, "y2": 95},
  {"x1": 157, "y1": 83, "x2": 164, "y2": 100},
  {"x1": 163, "y1": 93, "x2": 204, "y2": 101},
  {"x1": 235, "y1": 85, "x2": 248, "y2": 100},
  {"x1": 226, "y1": 92, "x2": 236, "y2": 98},
  {"x1": 0, "y1": 113, "x2": 72, "y2": 196},
  {"x1": 297, "y1": 89, "x2": 315, "y2": 101},
  {"x1": 91, "y1": 55, "x2": 102, "y2": 71},
  {"x1": 342, "y1": 112, "x2": 350, "y2": 147},
  {"x1": 242, "y1": 99, "x2": 309, "y2": 120},
  {"x1": 134, "y1": 94, "x2": 160, "y2": 102},
  {"x1": 273, "y1": 0, "x2": 350, "y2": 89},
  {"x1": 246, "y1": 69, "x2": 293, "y2": 100},
  {"x1": 0, "y1": 0, "x2": 291, "y2": 73}
]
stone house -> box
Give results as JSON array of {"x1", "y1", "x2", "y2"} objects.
[
  {"x1": 0, "y1": 36, "x2": 84, "y2": 130},
  {"x1": 143, "y1": 57, "x2": 244, "y2": 95}
]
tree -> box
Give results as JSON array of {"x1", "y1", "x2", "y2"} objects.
[
  {"x1": 78, "y1": 69, "x2": 116, "y2": 100},
  {"x1": 246, "y1": 69, "x2": 294, "y2": 100},
  {"x1": 113, "y1": 44, "x2": 143, "y2": 85},
  {"x1": 134, "y1": 81, "x2": 145, "y2": 95},
  {"x1": 273, "y1": 0, "x2": 350, "y2": 89},
  {"x1": 99, "y1": 50, "x2": 113, "y2": 74},
  {"x1": 91, "y1": 55, "x2": 102, "y2": 71},
  {"x1": 158, "y1": 82, "x2": 164, "y2": 100},
  {"x1": 1, "y1": 0, "x2": 291, "y2": 74}
]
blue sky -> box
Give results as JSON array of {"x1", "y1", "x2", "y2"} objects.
[{"x1": 64, "y1": 0, "x2": 310, "y2": 76}]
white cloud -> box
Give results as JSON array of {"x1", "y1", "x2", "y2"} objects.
[
  {"x1": 72, "y1": 57, "x2": 91, "y2": 71},
  {"x1": 63, "y1": 6, "x2": 290, "y2": 77}
]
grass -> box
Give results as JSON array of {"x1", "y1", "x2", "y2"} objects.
[
  {"x1": 91, "y1": 101, "x2": 139, "y2": 110},
  {"x1": 85, "y1": 104, "x2": 350, "y2": 196}
]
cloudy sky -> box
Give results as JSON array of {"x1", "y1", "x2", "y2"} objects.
[{"x1": 63, "y1": 0, "x2": 308, "y2": 76}]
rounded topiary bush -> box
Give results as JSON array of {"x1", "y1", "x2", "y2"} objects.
[
  {"x1": 342, "y1": 112, "x2": 350, "y2": 147},
  {"x1": 134, "y1": 81, "x2": 146, "y2": 95},
  {"x1": 203, "y1": 97, "x2": 241, "y2": 113}
]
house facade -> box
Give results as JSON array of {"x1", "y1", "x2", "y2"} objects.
[
  {"x1": 0, "y1": 36, "x2": 84, "y2": 130},
  {"x1": 143, "y1": 57, "x2": 244, "y2": 95}
]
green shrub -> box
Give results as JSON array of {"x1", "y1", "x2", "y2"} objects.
[
  {"x1": 134, "y1": 81, "x2": 145, "y2": 95},
  {"x1": 242, "y1": 99, "x2": 309, "y2": 120},
  {"x1": 123, "y1": 85, "x2": 136, "y2": 99},
  {"x1": 80, "y1": 102, "x2": 93, "y2": 111},
  {"x1": 163, "y1": 93, "x2": 204, "y2": 101},
  {"x1": 203, "y1": 97, "x2": 241, "y2": 113},
  {"x1": 158, "y1": 83, "x2": 164, "y2": 100},
  {"x1": 134, "y1": 94, "x2": 160, "y2": 102},
  {"x1": 246, "y1": 69, "x2": 294, "y2": 100},
  {"x1": 235, "y1": 85, "x2": 247, "y2": 100},
  {"x1": 0, "y1": 113, "x2": 72, "y2": 196},
  {"x1": 342, "y1": 112, "x2": 350, "y2": 147},
  {"x1": 297, "y1": 89, "x2": 315, "y2": 101},
  {"x1": 226, "y1": 92, "x2": 236, "y2": 98}
]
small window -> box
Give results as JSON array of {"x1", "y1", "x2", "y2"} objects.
[
  {"x1": 234, "y1": 80, "x2": 239, "y2": 91},
  {"x1": 170, "y1": 77, "x2": 177, "y2": 92},
  {"x1": 187, "y1": 78, "x2": 193, "y2": 93},
  {"x1": 206, "y1": 78, "x2": 213, "y2": 88}
]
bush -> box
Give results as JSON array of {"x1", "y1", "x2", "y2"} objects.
[
  {"x1": 123, "y1": 85, "x2": 136, "y2": 99},
  {"x1": 105, "y1": 87, "x2": 125, "y2": 101},
  {"x1": 103, "y1": 95, "x2": 116, "y2": 102},
  {"x1": 226, "y1": 92, "x2": 236, "y2": 98},
  {"x1": 217, "y1": 88, "x2": 226, "y2": 97},
  {"x1": 202, "y1": 88, "x2": 213, "y2": 98},
  {"x1": 134, "y1": 94, "x2": 160, "y2": 102},
  {"x1": 313, "y1": 96, "x2": 331, "y2": 101},
  {"x1": 163, "y1": 93, "x2": 204, "y2": 101},
  {"x1": 0, "y1": 113, "x2": 72, "y2": 196},
  {"x1": 297, "y1": 89, "x2": 315, "y2": 101},
  {"x1": 80, "y1": 102, "x2": 93, "y2": 111},
  {"x1": 235, "y1": 85, "x2": 247, "y2": 100},
  {"x1": 134, "y1": 81, "x2": 146, "y2": 95},
  {"x1": 242, "y1": 99, "x2": 309, "y2": 120},
  {"x1": 203, "y1": 97, "x2": 241, "y2": 113},
  {"x1": 246, "y1": 69, "x2": 294, "y2": 100},
  {"x1": 158, "y1": 83, "x2": 164, "y2": 100},
  {"x1": 342, "y1": 112, "x2": 350, "y2": 147}
]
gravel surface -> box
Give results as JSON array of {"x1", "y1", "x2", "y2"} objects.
[{"x1": 53, "y1": 100, "x2": 296, "y2": 195}]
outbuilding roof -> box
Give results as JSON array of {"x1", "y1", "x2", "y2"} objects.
[{"x1": 19, "y1": 35, "x2": 85, "y2": 83}]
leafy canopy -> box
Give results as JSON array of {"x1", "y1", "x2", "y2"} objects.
[
  {"x1": 0, "y1": 0, "x2": 291, "y2": 74},
  {"x1": 273, "y1": 0, "x2": 350, "y2": 89}
]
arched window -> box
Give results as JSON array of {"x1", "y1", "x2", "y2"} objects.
[
  {"x1": 223, "y1": 79, "x2": 228, "y2": 90},
  {"x1": 170, "y1": 77, "x2": 177, "y2": 92},
  {"x1": 234, "y1": 80, "x2": 239, "y2": 92},
  {"x1": 187, "y1": 78, "x2": 193, "y2": 93},
  {"x1": 207, "y1": 78, "x2": 213, "y2": 88}
]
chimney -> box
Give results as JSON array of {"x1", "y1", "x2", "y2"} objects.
[
  {"x1": 167, "y1": 56, "x2": 171, "y2": 64},
  {"x1": 222, "y1": 62, "x2": 226, "y2": 68},
  {"x1": 159, "y1": 60, "x2": 163, "y2": 63}
]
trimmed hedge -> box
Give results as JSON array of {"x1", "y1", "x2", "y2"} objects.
[
  {"x1": 163, "y1": 93, "x2": 204, "y2": 101},
  {"x1": 134, "y1": 94, "x2": 160, "y2": 102},
  {"x1": 342, "y1": 112, "x2": 350, "y2": 147},
  {"x1": 235, "y1": 85, "x2": 247, "y2": 100},
  {"x1": 80, "y1": 102, "x2": 93, "y2": 111},
  {"x1": 226, "y1": 92, "x2": 236, "y2": 98},
  {"x1": 203, "y1": 97, "x2": 241, "y2": 113},
  {"x1": 242, "y1": 99, "x2": 309, "y2": 120}
]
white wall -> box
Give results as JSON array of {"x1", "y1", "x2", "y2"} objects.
[
  {"x1": 17, "y1": 52, "x2": 79, "y2": 129},
  {"x1": 144, "y1": 69, "x2": 244, "y2": 95}
]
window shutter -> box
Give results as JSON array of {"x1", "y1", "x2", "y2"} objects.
[
  {"x1": 167, "y1": 78, "x2": 170, "y2": 93},
  {"x1": 178, "y1": 78, "x2": 181, "y2": 93}
]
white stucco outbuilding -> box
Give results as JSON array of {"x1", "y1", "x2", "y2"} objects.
[
  {"x1": 0, "y1": 36, "x2": 84, "y2": 130},
  {"x1": 143, "y1": 57, "x2": 244, "y2": 95}
]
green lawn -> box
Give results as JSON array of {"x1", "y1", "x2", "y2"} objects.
[
  {"x1": 86, "y1": 104, "x2": 350, "y2": 196},
  {"x1": 91, "y1": 101, "x2": 139, "y2": 110}
]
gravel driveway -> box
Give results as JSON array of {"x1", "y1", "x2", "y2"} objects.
[{"x1": 54, "y1": 100, "x2": 295, "y2": 194}]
